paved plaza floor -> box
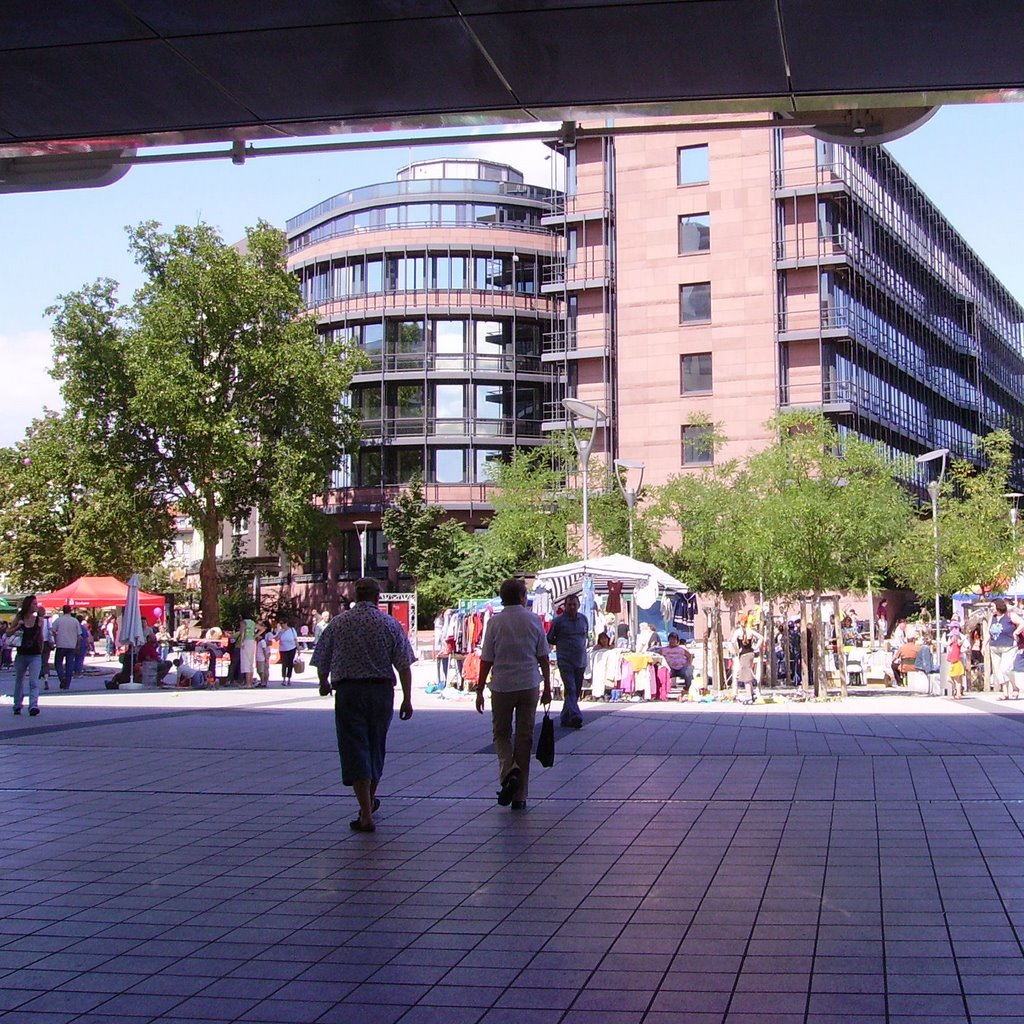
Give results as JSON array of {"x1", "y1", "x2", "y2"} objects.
[{"x1": 4, "y1": 662, "x2": 1024, "y2": 1023}]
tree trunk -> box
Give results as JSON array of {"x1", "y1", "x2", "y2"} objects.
[
  {"x1": 800, "y1": 597, "x2": 811, "y2": 696},
  {"x1": 199, "y1": 501, "x2": 221, "y2": 627},
  {"x1": 836, "y1": 629, "x2": 850, "y2": 698},
  {"x1": 765, "y1": 601, "x2": 777, "y2": 688},
  {"x1": 811, "y1": 591, "x2": 827, "y2": 698}
]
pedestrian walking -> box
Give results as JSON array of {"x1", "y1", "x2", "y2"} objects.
[
  {"x1": 53, "y1": 604, "x2": 81, "y2": 690},
  {"x1": 312, "y1": 578, "x2": 415, "y2": 833},
  {"x1": 475, "y1": 578, "x2": 552, "y2": 811},
  {"x1": 275, "y1": 617, "x2": 298, "y2": 685},
  {"x1": 990, "y1": 599, "x2": 1024, "y2": 700},
  {"x1": 37, "y1": 604, "x2": 53, "y2": 690},
  {"x1": 8, "y1": 594, "x2": 44, "y2": 716},
  {"x1": 547, "y1": 592, "x2": 588, "y2": 728}
]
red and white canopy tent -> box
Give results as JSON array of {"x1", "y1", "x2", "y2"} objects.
[{"x1": 38, "y1": 576, "x2": 166, "y2": 624}]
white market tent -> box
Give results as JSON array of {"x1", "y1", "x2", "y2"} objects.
[{"x1": 534, "y1": 553, "x2": 688, "y2": 604}]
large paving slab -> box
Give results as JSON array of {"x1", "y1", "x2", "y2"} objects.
[{"x1": 3, "y1": 667, "x2": 1024, "y2": 1023}]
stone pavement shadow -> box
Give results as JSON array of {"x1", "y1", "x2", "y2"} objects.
[{"x1": 2, "y1": 691, "x2": 1024, "y2": 1023}]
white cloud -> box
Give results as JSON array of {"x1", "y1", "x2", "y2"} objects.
[{"x1": 0, "y1": 328, "x2": 64, "y2": 447}]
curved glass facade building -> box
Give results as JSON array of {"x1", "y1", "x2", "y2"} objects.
[{"x1": 286, "y1": 159, "x2": 560, "y2": 577}]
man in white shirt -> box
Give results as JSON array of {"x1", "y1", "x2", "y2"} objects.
[
  {"x1": 53, "y1": 605, "x2": 82, "y2": 691},
  {"x1": 476, "y1": 578, "x2": 552, "y2": 811}
]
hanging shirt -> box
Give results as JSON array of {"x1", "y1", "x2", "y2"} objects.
[{"x1": 606, "y1": 581, "x2": 623, "y2": 613}]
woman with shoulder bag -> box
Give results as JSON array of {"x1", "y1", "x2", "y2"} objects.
[
  {"x1": 8, "y1": 594, "x2": 44, "y2": 716},
  {"x1": 275, "y1": 617, "x2": 298, "y2": 686}
]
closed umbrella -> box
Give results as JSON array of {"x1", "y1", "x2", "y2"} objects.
[{"x1": 117, "y1": 574, "x2": 146, "y2": 684}]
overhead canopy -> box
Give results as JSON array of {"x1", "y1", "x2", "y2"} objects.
[
  {"x1": 38, "y1": 575, "x2": 166, "y2": 623},
  {"x1": 535, "y1": 554, "x2": 688, "y2": 605}
]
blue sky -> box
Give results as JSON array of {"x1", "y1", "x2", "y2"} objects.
[{"x1": 1, "y1": 103, "x2": 1022, "y2": 446}]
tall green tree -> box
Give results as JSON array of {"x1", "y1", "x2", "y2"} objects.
[
  {"x1": 380, "y1": 476, "x2": 466, "y2": 619},
  {"x1": 745, "y1": 411, "x2": 913, "y2": 693},
  {"x1": 0, "y1": 410, "x2": 171, "y2": 590},
  {"x1": 890, "y1": 429, "x2": 1022, "y2": 600},
  {"x1": 47, "y1": 220, "x2": 361, "y2": 624},
  {"x1": 652, "y1": 454, "x2": 753, "y2": 692},
  {"x1": 484, "y1": 442, "x2": 575, "y2": 573}
]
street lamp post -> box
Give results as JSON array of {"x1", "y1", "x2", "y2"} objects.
[
  {"x1": 613, "y1": 459, "x2": 645, "y2": 558},
  {"x1": 562, "y1": 398, "x2": 608, "y2": 561},
  {"x1": 1005, "y1": 493, "x2": 1023, "y2": 542},
  {"x1": 353, "y1": 520, "x2": 371, "y2": 578},
  {"x1": 916, "y1": 448, "x2": 949, "y2": 693}
]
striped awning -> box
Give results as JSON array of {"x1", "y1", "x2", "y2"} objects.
[{"x1": 534, "y1": 554, "x2": 688, "y2": 605}]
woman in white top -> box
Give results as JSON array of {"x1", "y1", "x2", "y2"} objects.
[{"x1": 275, "y1": 618, "x2": 298, "y2": 685}]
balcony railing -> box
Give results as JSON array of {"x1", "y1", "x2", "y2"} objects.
[
  {"x1": 357, "y1": 415, "x2": 545, "y2": 439},
  {"x1": 287, "y1": 178, "x2": 559, "y2": 233},
  {"x1": 543, "y1": 324, "x2": 612, "y2": 356},
  {"x1": 351, "y1": 352, "x2": 544, "y2": 375}
]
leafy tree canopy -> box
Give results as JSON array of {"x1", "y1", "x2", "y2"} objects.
[
  {"x1": 744, "y1": 411, "x2": 913, "y2": 598},
  {"x1": 0, "y1": 411, "x2": 171, "y2": 591},
  {"x1": 891, "y1": 429, "x2": 1023, "y2": 598},
  {"x1": 47, "y1": 220, "x2": 362, "y2": 623}
]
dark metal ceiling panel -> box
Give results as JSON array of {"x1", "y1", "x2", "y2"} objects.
[
  {"x1": 173, "y1": 20, "x2": 513, "y2": 123},
  {"x1": 126, "y1": 0, "x2": 455, "y2": 35},
  {"x1": 0, "y1": 0, "x2": 153, "y2": 48},
  {"x1": 0, "y1": 40, "x2": 255, "y2": 138},
  {"x1": 467, "y1": 0, "x2": 787, "y2": 104},
  {"x1": 0, "y1": 0, "x2": 1022, "y2": 161},
  {"x1": 782, "y1": 0, "x2": 1024, "y2": 94}
]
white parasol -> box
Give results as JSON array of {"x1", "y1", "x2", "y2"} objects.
[{"x1": 116, "y1": 573, "x2": 146, "y2": 683}]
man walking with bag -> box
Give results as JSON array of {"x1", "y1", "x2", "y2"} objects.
[{"x1": 476, "y1": 578, "x2": 551, "y2": 811}]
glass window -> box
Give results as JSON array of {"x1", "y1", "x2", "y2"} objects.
[
  {"x1": 434, "y1": 385, "x2": 465, "y2": 432},
  {"x1": 404, "y1": 255, "x2": 426, "y2": 290},
  {"x1": 449, "y1": 255, "x2": 468, "y2": 289},
  {"x1": 356, "y1": 386, "x2": 382, "y2": 419},
  {"x1": 387, "y1": 321, "x2": 425, "y2": 366},
  {"x1": 680, "y1": 282, "x2": 711, "y2": 323},
  {"x1": 514, "y1": 322, "x2": 541, "y2": 360},
  {"x1": 566, "y1": 227, "x2": 578, "y2": 267},
  {"x1": 514, "y1": 255, "x2": 538, "y2": 294},
  {"x1": 681, "y1": 353, "x2": 713, "y2": 393},
  {"x1": 394, "y1": 385, "x2": 424, "y2": 418},
  {"x1": 515, "y1": 386, "x2": 541, "y2": 420},
  {"x1": 476, "y1": 384, "x2": 505, "y2": 420},
  {"x1": 388, "y1": 448, "x2": 423, "y2": 484},
  {"x1": 349, "y1": 260, "x2": 365, "y2": 296},
  {"x1": 678, "y1": 213, "x2": 710, "y2": 254},
  {"x1": 677, "y1": 145, "x2": 709, "y2": 186},
  {"x1": 475, "y1": 320, "x2": 505, "y2": 369},
  {"x1": 681, "y1": 425, "x2": 714, "y2": 466},
  {"x1": 476, "y1": 449, "x2": 502, "y2": 483},
  {"x1": 358, "y1": 450, "x2": 382, "y2": 486},
  {"x1": 362, "y1": 322, "x2": 384, "y2": 356},
  {"x1": 435, "y1": 449, "x2": 464, "y2": 484},
  {"x1": 366, "y1": 258, "x2": 383, "y2": 293},
  {"x1": 434, "y1": 320, "x2": 464, "y2": 368}
]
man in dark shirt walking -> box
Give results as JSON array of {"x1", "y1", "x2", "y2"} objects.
[
  {"x1": 313, "y1": 578, "x2": 415, "y2": 833},
  {"x1": 547, "y1": 592, "x2": 589, "y2": 728}
]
